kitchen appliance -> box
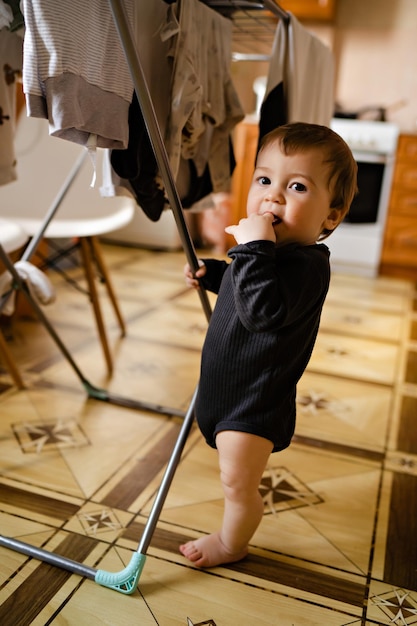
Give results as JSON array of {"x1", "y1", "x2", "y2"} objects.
[
  {"x1": 333, "y1": 99, "x2": 406, "y2": 122},
  {"x1": 327, "y1": 118, "x2": 399, "y2": 277}
]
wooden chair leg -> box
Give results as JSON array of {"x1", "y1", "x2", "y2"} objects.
[
  {"x1": 0, "y1": 328, "x2": 25, "y2": 389},
  {"x1": 79, "y1": 237, "x2": 113, "y2": 375},
  {"x1": 88, "y1": 236, "x2": 126, "y2": 336}
]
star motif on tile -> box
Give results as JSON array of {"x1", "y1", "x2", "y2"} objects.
[
  {"x1": 371, "y1": 588, "x2": 417, "y2": 624},
  {"x1": 12, "y1": 419, "x2": 89, "y2": 453},
  {"x1": 326, "y1": 346, "x2": 349, "y2": 357},
  {"x1": 400, "y1": 457, "x2": 416, "y2": 470},
  {"x1": 259, "y1": 467, "x2": 323, "y2": 515},
  {"x1": 342, "y1": 314, "x2": 362, "y2": 325},
  {"x1": 77, "y1": 508, "x2": 123, "y2": 536},
  {"x1": 297, "y1": 389, "x2": 351, "y2": 420},
  {"x1": 386, "y1": 453, "x2": 417, "y2": 476},
  {"x1": 297, "y1": 390, "x2": 331, "y2": 414}
]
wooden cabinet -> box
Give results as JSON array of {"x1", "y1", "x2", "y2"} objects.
[
  {"x1": 380, "y1": 134, "x2": 417, "y2": 280},
  {"x1": 279, "y1": 0, "x2": 336, "y2": 21}
]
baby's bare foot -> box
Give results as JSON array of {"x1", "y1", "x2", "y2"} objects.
[{"x1": 179, "y1": 533, "x2": 248, "y2": 568}]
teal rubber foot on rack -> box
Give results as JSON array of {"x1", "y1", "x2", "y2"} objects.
[
  {"x1": 95, "y1": 552, "x2": 146, "y2": 594},
  {"x1": 83, "y1": 381, "x2": 109, "y2": 401}
]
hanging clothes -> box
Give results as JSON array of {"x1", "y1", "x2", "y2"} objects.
[
  {"x1": 109, "y1": 0, "x2": 245, "y2": 222},
  {"x1": 165, "y1": 0, "x2": 244, "y2": 201},
  {"x1": 259, "y1": 11, "x2": 334, "y2": 143},
  {"x1": 110, "y1": 90, "x2": 166, "y2": 222},
  {"x1": 1, "y1": 0, "x2": 24, "y2": 31},
  {"x1": 108, "y1": 0, "x2": 176, "y2": 221},
  {"x1": 0, "y1": 27, "x2": 23, "y2": 186},
  {"x1": 21, "y1": 0, "x2": 134, "y2": 149}
]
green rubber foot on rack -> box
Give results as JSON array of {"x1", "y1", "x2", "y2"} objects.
[
  {"x1": 95, "y1": 552, "x2": 146, "y2": 594},
  {"x1": 83, "y1": 381, "x2": 109, "y2": 401}
]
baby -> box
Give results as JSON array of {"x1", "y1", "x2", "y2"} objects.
[{"x1": 181, "y1": 122, "x2": 357, "y2": 568}]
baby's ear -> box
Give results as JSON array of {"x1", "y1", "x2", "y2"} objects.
[{"x1": 324, "y1": 208, "x2": 345, "y2": 231}]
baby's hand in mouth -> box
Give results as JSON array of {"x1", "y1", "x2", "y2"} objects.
[{"x1": 264, "y1": 212, "x2": 281, "y2": 226}]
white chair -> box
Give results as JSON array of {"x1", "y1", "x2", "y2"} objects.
[
  {"x1": 0, "y1": 218, "x2": 29, "y2": 387},
  {"x1": 0, "y1": 115, "x2": 136, "y2": 374}
]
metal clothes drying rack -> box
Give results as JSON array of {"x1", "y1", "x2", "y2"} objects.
[
  {"x1": 0, "y1": 1, "x2": 212, "y2": 418},
  {"x1": 0, "y1": 0, "x2": 289, "y2": 595}
]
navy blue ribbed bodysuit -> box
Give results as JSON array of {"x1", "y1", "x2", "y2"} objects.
[{"x1": 196, "y1": 239, "x2": 330, "y2": 453}]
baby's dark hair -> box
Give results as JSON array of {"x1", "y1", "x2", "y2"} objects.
[{"x1": 258, "y1": 122, "x2": 358, "y2": 240}]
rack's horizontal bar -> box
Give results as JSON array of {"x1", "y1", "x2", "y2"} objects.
[{"x1": 0, "y1": 535, "x2": 97, "y2": 579}]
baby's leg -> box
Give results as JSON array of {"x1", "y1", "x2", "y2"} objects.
[{"x1": 180, "y1": 430, "x2": 273, "y2": 567}]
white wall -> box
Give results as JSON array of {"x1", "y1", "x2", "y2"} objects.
[
  {"x1": 231, "y1": 0, "x2": 417, "y2": 132},
  {"x1": 334, "y1": 0, "x2": 417, "y2": 131}
]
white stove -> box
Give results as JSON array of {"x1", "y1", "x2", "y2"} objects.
[
  {"x1": 327, "y1": 118, "x2": 399, "y2": 277},
  {"x1": 331, "y1": 118, "x2": 399, "y2": 156}
]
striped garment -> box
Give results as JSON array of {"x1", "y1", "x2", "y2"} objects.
[{"x1": 21, "y1": 0, "x2": 134, "y2": 149}]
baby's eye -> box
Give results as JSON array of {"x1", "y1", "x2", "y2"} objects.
[
  {"x1": 258, "y1": 176, "x2": 271, "y2": 186},
  {"x1": 290, "y1": 182, "x2": 307, "y2": 192}
]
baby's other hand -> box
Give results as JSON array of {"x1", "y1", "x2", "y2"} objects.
[{"x1": 184, "y1": 260, "x2": 206, "y2": 289}]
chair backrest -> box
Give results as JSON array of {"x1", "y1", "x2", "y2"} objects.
[{"x1": 0, "y1": 114, "x2": 135, "y2": 238}]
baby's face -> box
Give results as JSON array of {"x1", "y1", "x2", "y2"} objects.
[{"x1": 247, "y1": 143, "x2": 342, "y2": 246}]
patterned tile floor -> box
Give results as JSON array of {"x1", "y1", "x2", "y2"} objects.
[{"x1": 0, "y1": 242, "x2": 416, "y2": 625}]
